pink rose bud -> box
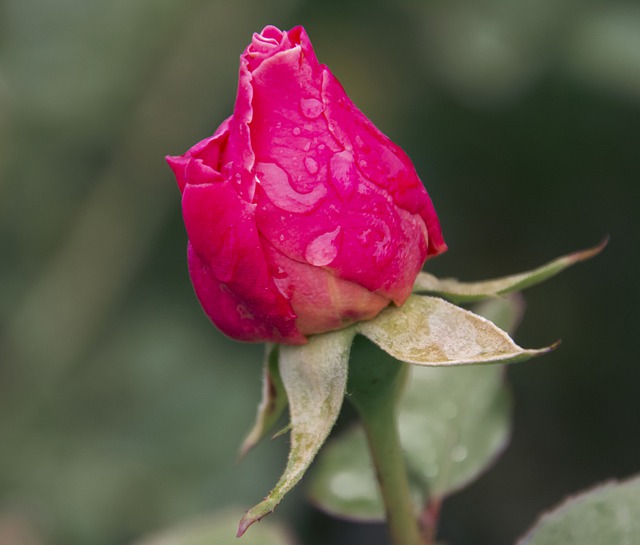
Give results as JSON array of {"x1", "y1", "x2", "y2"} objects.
[{"x1": 166, "y1": 25, "x2": 446, "y2": 344}]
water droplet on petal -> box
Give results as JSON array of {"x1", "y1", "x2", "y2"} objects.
[
  {"x1": 304, "y1": 157, "x2": 319, "y2": 175},
  {"x1": 300, "y1": 97, "x2": 324, "y2": 119},
  {"x1": 255, "y1": 162, "x2": 326, "y2": 213},
  {"x1": 305, "y1": 227, "x2": 341, "y2": 266},
  {"x1": 451, "y1": 445, "x2": 468, "y2": 463},
  {"x1": 236, "y1": 304, "x2": 254, "y2": 320},
  {"x1": 354, "y1": 134, "x2": 371, "y2": 154},
  {"x1": 329, "y1": 150, "x2": 357, "y2": 197},
  {"x1": 292, "y1": 127, "x2": 301, "y2": 136}
]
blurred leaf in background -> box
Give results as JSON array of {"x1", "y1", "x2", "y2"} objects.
[
  {"x1": 1, "y1": 0, "x2": 638, "y2": 545},
  {"x1": 132, "y1": 508, "x2": 296, "y2": 545}
]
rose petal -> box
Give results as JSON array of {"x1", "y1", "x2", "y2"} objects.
[{"x1": 183, "y1": 181, "x2": 303, "y2": 343}]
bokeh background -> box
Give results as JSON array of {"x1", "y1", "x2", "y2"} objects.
[{"x1": 1, "y1": 0, "x2": 638, "y2": 544}]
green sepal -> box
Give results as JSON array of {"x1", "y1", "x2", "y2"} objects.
[
  {"x1": 237, "y1": 328, "x2": 355, "y2": 537},
  {"x1": 357, "y1": 294, "x2": 553, "y2": 367},
  {"x1": 238, "y1": 344, "x2": 287, "y2": 459},
  {"x1": 413, "y1": 239, "x2": 607, "y2": 304}
]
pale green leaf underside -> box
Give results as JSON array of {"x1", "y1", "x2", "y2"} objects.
[
  {"x1": 308, "y1": 425, "x2": 425, "y2": 521},
  {"x1": 238, "y1": 344, "x2": 287, "y2": 459},
  {"x1": 309, "y1": 365, "x2": 511, "y2": 521},
  {"x1": 413, "y1": 239, "x2": 607, "y2": 303},
  {"x1": 357, "y1": 295, "x2": 552, "y2": 366},
  {"x1": 134, "y1": 508, "x2": 294, "y2": 545},
  {"x1": 400, "y1": 365, "x2": 511, "y2": 498},
  {"x1": 309, "y1": 298, "x2": 518, "y2": 521},
  {"x1": 517, "y1": 474, "x2": 640, "y2": 545},
  {"x1": 238, "y1": 329, "x2": 354, "y2": 536}
]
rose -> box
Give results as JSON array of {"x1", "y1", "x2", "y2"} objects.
[{"x1": 166, "y1": 25, "x2": 446, "y2": 344}]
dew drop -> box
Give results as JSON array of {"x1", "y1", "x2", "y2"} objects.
[
  {"x1": 304, "y1": 156, "x2": 319, "y2": 175},
  {"x1": 303, "y1": 141, "x2": 311, "y2": 152},
  {"x1": 354, "y1": 134, "x2": 371, "y2": 153},
  {"x1": 255, "y1": 162, "x2": 326, "y2": 213},
  {"x1": 451, "y1": 445, "x2": 468, "y2": 463},
  {"x1": 300, "y1": 97, "x2": 324, "y2": 119},
  {"x1": 305, "y1": 227, "x2": 341, "y2": 266},
  {"x1": 236, "y1": 304, "x2": 254, "y2": 320},
  {"x1": 292, "y1": 127, "x2": 301, "y2": 136},
  {"x1": 329, "y1": 150, "x2": 356, "y2": 197}
]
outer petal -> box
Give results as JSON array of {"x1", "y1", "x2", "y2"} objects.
[
  {"x1": 254, "y1": 175, "x2": 427, "y2": 305},
  {"x1": 249, "y1": 28, "x2": 336, "y2": 198},
  {"x1": 321, "y1": 69, "x2": 447, "y2": 257},
  {"x1": 262, "y1": 240, "x2": 389, "y2": 336},
  {"x1": 182, "y1": 181, "x2": 304, "y2": 343},
  {"x1": 222, "y1": 58, "x2": 257, "y2": 202},
  {"x1": 165, "y1": 117, "x2": 231, "y2": 192}
]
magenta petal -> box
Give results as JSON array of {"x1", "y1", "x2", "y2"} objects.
[
  {"x1": 321, "y1": 68, "x2": 446, "y2": 257},
  {"x1": 188, "y1": 245, "x2": 303, "y2": 344},
  {"x1": 165, "y1": 118, "x2": 231, "y2": 192},
  {"x1": 262, "y1": 241, "x2": 389, "y2": 336},
  {"x1": 183, "y1": 181, "x2": 303, "y2": 343}
]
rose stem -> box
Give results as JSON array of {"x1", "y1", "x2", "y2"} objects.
[{"x1": 347, "y1": 344, "x2": 426, "y2": 545}]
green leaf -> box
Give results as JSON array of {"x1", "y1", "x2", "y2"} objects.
[
  {"x1": 133, "y1": 508, "x2": 294, "y2": 545},
  {"x1": 309, "y1": 364, "x2": 512, "y2": 520},
  {"x1": 308, "y1": 425, "x2": 425, "y2": 521},
  {"x1": 517, "y1": 474, "x2": 640, "y2": 545},
  {"x1": 399, "y1": 364, "x2": 511, "y2": 498},
  {"x1": 413, "y1": 239, "x2": 607, "y2": 303},
  {"x1": 308, "y1": 297, "x2": 521, "y2": 521},
  {"x1": 357, "y1": 295, "x2": 552, "y2": 366},
  {"x1": 399, "y1": 296, "x2": 520, "y2": 500},
  {"x1": 238, "y1": 328, "x2": 355, "y2": 536},
  {"x1": 238, "y1": 344, "x2": 287, "y2": 459}
]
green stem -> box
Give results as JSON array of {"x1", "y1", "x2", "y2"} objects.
[
  {"x1": 360, "y1": 396, "x2": 424, "y2": 545},
  {"x1": 347, "y1": 341, "x2": 425, "y2": 545}
]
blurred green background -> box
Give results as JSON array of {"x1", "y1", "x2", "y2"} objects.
[{"x1": 1, "y1": 0, "x2": 638, "y2": 544}]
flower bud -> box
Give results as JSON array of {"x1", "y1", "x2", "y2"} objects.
[{"x1": 167, "y1": 25, "x2": 446, "y2": 344}]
